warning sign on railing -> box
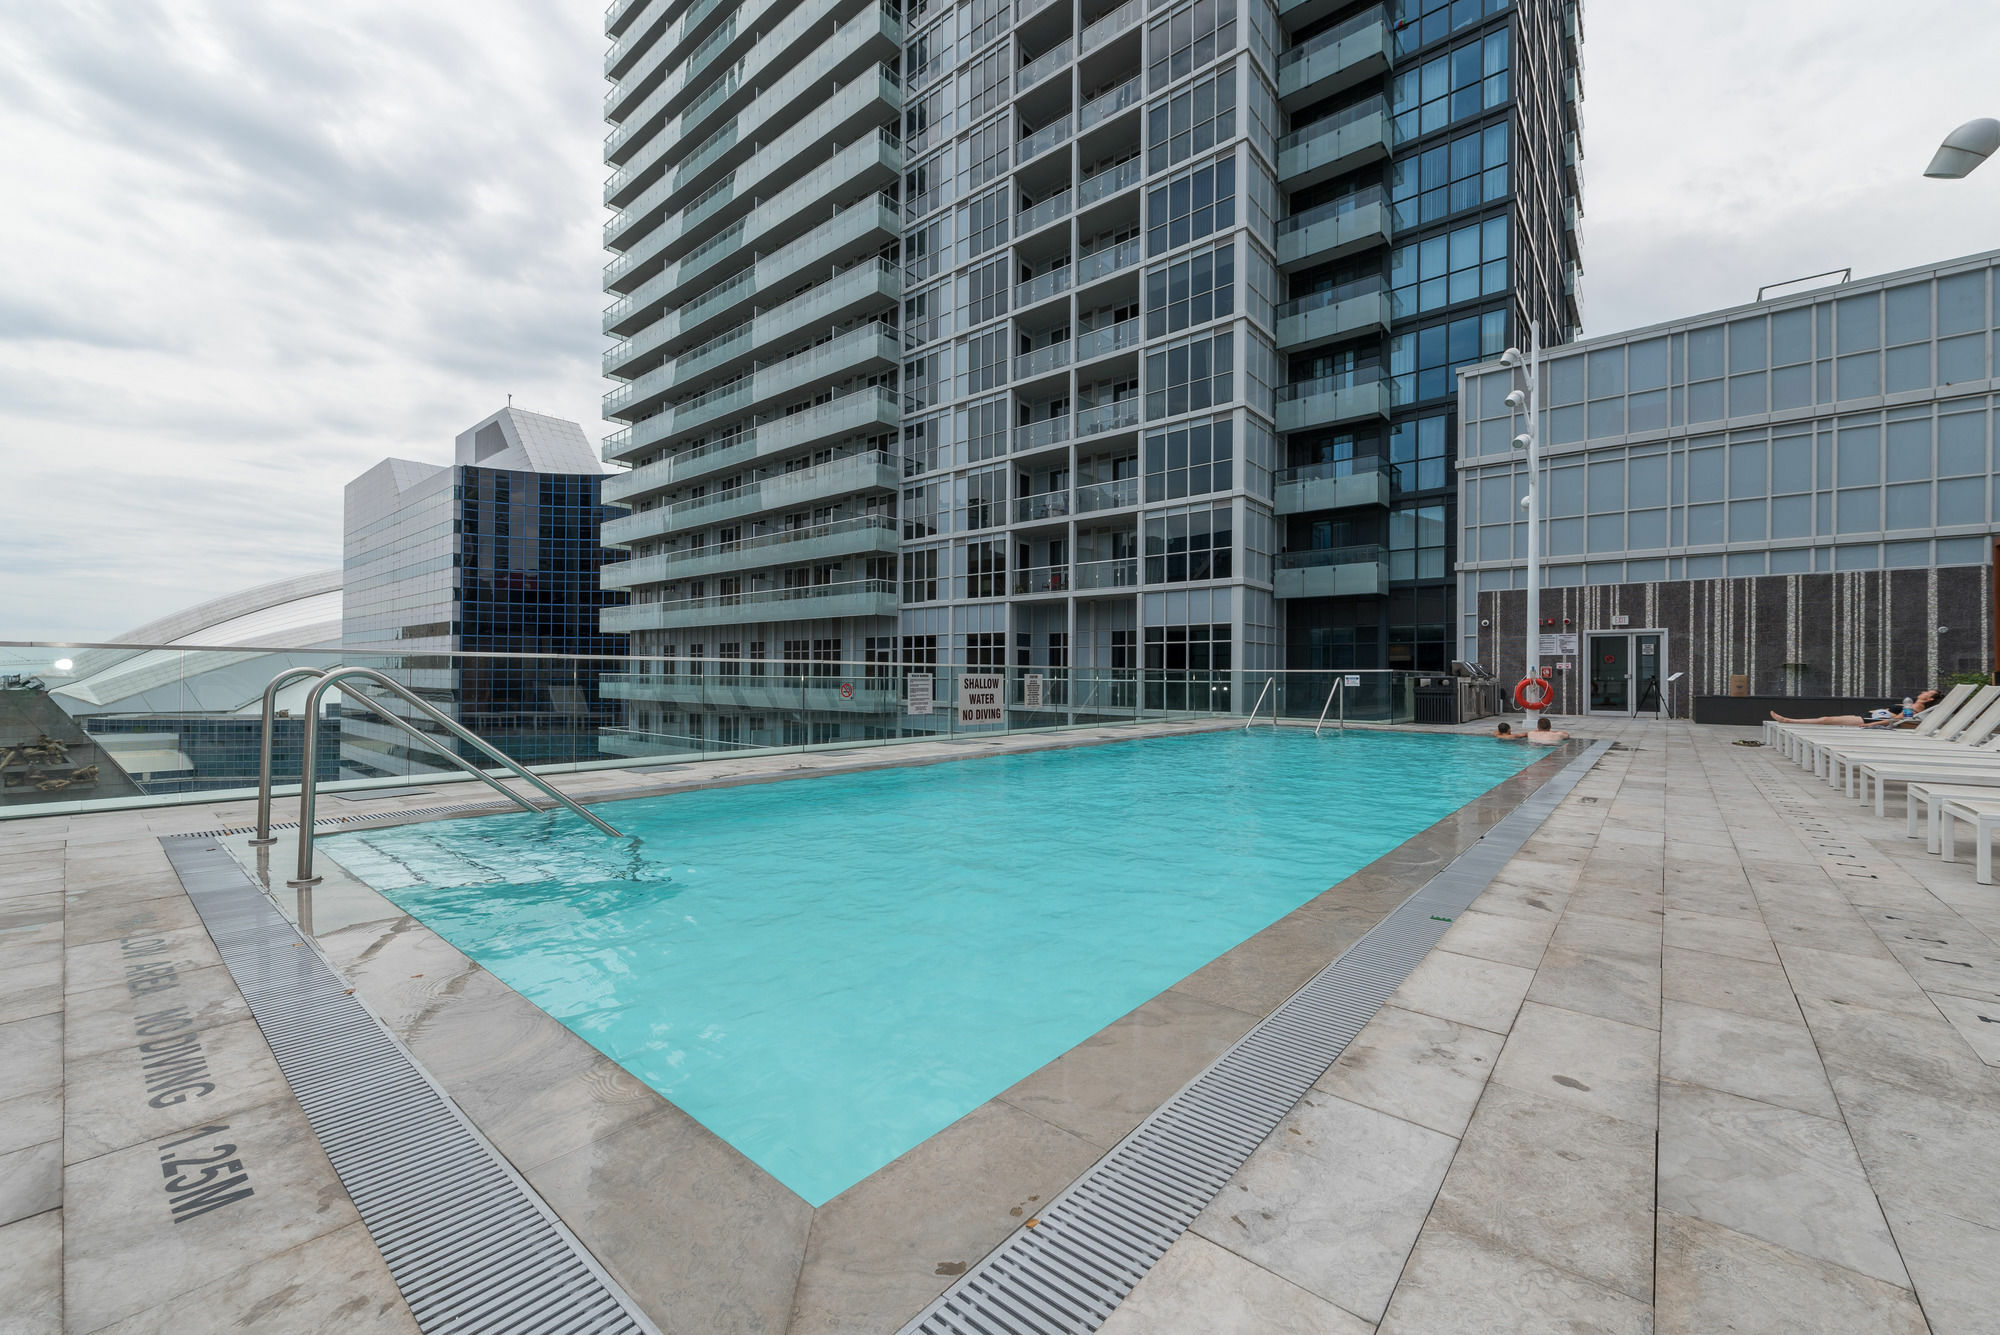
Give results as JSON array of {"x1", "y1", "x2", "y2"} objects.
[
  {"x1": 958, "y1": 674, "x2": 1003, "y2": 726},
  {"x1": 1024, "y1": 673, "x2": 1045, "y2": 708},
  {"x1": 906, "y1": 673, "x2": 934, "y2": 716}
]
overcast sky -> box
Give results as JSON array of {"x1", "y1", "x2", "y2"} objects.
[{"x1": 1, "y1": 0, "x2": 1995, "y2": 640}]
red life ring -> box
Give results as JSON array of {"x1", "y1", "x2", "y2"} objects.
[{"x1": 1514, "y1": 673, "x2": 1553, "y2": 711}]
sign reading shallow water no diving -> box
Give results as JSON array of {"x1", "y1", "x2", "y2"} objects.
[{"x1": 959, "y1": 674, "x2": 1003, "y2": 726}]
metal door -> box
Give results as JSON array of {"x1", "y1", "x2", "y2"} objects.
[{"x1": 1588, "y1": 634, "x2": 1631, "y2": 713}]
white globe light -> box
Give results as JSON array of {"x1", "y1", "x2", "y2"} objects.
[
  {"x1": 1519, "y1": 496, "x2": 1532, "y2": 509},
  {"x1": 52, "y1": 658, "x2": 73, "y2": 672}
]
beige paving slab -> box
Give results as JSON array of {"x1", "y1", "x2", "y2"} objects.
[
  {"x1": 1662, "y1": 945, "x2": 1801, "y2": 1024},
  {"x1": 62, "y1": 892, "x2": 203, "y2": 949},
  {"x1": 0, "y1": 1140, "x2": 60, "y2": 1229},
  {"x1": 61, "y1": 964, "x2": 251, "y2": 1064},
  {"x1": 1776, "y1": 941, "x2": 1945, "y2": 1018},
  {"x1": 1377, "y1": 1223, "x2": 1653, "y2": 1335},
  {"x1": 0, "y1": 955, "x2": 62, "y2": 1026},
  {"x1": 62, "y1": 1015, "x2": 295, "y2": 1165},
  {"x1": 1384, "y1": 948, "x2": 1535, "y2": 1035},
  {"x1": 1096, "y1": 1232, "x2": 1372, "y2": 1335},
  {"x1": 1879, "y1": 1197, "x2": 2000, "y2": 1335},
  {"x1": 1655, "y1": 1210, "x2": 1925, "y2": 1335},
  {"x1": 1490, "y1": 1001, "x2": 1659, "y2": 1129},
  {"x1": 1662, "y1": 907, "x2": 1779, "y2": 963},
  {"x1": 1429, "y1": 1081, "x2": 1654, "y2": 1302},
  {"x1": 1436, "y1": 907, "x2": 1555, "y2": 969},
  {"x1": 1660, "y1": 999, "x2": 1840, "y2": 1119},
  {"x1": 1524, "y1": 941, "x2": 1662, "y2": 1030},
  {"x1": 1657, "y1": 1080, "x2": 1907, "y2": 1287},
  {"x1": 0, "y1": 1013, "x2": 61, "y2": 1105},
  {"x1": 0, "y1": 1088, "x2": 62, "y2": 1160},
  {"x1": 63, "y1": 924, "x2": 222, "y2": 997},
  {"x1": 1928, "y1": 990, "x2": 2000, "y2": 1066},
  {"x1": 1314, "y1": 1003, "x2": 1503, "y2": 1138},
  {"x1": 1192, "y1": 1091, "x2": 1458, "y2": 1324},
  {"x1": 0, "y1": 1209, "x2": 61, "y2": 1335}
]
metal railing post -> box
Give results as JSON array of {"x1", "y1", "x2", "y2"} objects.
[
  {"x1": 1314, "y1": 676, "x2": 1345, "y2": 737},
  {"x1": 251, "y1": 665, "x2": 338, "y2": 845},
  {"x1": 1244, "y1": 676, "x2": 1273, "y2": 730},
  {"x1": 290, "y1": 666, "x2": 624, "y2": 889}
]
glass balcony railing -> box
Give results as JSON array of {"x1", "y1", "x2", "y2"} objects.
[
  {"x1": 1077, "y1": 318, "x2": 1140, "y2": 361},
  {"x1": 1016, "y1": 491, "x2": 1072, "y2": 522},
  {"x1": 1278, "y1": 184, "x2": 1387, "y2": 236},
  {"x1": 1279, "y1": 95, "x2": 1388, "y2": 155},
  {"x1": 1079, "y1": 77, "x2": 1140, "y2": 130},
  {"x1": 1017, "y1": 40, "x2": 1072, "y2": 91},
  {"x1": 1017, "y1": 265, "x2": 1072, "y2": 307},
  {"x1": 1020, "y1": 188, "x2": 1073, "y2": 233},
  {"x1": 1277, "y1": 277, "x2": 1385, "y2": 320},
  {"x1": 1012, "y1": 565, "x2": 1071, "y2": 594},
  {"x1": 1079, "y1": 0, "x2": 1142, "y2": 51},
  {"x1": 1275, "y1": 455, "x2": 1388, "y2": 484},
  {"x1": 1020, "y1": 114, "x2": 1072, "y2": 162},
  {"x1": 1077, "y1": 400, "x2": 1139, "y2": 435},
  {"x1": 1075, "y1": 477, "x2": 1139, "y2": 511},
  {"x1": 1276, "y1": 543, "x2": 1387, "y2": 569},
  {"x1": 1074, "y1": 556, "x2": 1139, "y2": 588},
  {"x1": 1015, "y1": 342, "x2": 1072, "y2": 379},
  {"x1": 1079, "y1": 156, "x2": 1141, "y2": 206},
  {"x1": 1278, "y1": 370, "x2": 1382, "y2": 402},
  {"x1": 1015, "y1": 417, "x2": 1071, "y2": 450},
  {"x1": 1277, "y1": 3, "x2": 1386, "y2": 74},
  {"x1": 1077, "y1": 237, "x2": 1140, "y2": 282}
]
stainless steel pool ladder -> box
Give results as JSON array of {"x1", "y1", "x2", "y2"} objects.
[
  {"x1": 1244, "y1": 675, "x2": 1277, "y2": 729},
  {"x1": 1314, "y1": 677, "x2": 1347, "y2": 735},
  {"x1": 247, "y1": 666, "x2": 624, "y2": 887}
]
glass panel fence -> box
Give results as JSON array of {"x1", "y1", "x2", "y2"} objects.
[{"x1": 0, "y1": 642, "x2": 1468, "y2": 817}]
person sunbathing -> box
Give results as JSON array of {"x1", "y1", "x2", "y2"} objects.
[
  {"x1": 1769, "y1": 688, "x2": 1942, "y2": 728},
  {"x1": 1525, "y1": 717, "x2": 1569, "y2": 744}
]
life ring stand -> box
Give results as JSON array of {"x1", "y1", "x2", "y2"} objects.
[{"x1": 1514, "y1": 672, "x2": 1554, "y2": 712}]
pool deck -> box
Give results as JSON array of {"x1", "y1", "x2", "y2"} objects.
[{"x1": 5, "y1": 718, "x2": 2000, "y2": 1332}]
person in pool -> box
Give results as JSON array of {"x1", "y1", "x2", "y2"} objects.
[
  {"x1": 1769, "y1": 687, "x2": 1943, "y2": 729},
  {"x1": 1491, "y1": 721, "x2": 1526, "y2": 741},
  {"x1": 1524, "y1": 717, "x2": 1569, "y2": 745}
]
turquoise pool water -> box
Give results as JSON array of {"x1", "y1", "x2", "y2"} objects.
[{"x1": 322, "y1": 728, "x2": 1537, "y2": 1205}]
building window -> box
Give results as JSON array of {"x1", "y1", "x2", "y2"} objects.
[
  {"x1": 1145, "y1": 0, "x2": 1238, "y2": 89},
  {"x1": 1388, "y1": 216, "x2": 1507, "y2": 318},
  {"x1": 960, "y1": 117, "x2": 1010, "y2": 193},
  {"x1": 961, "y1": 47, "x2": 1007, "y2": 121},
  {"x1": 1388, "y1": 310, "x2": 1506, "y2": 405},
  {"x1": 1144, "y1": 416, "x2": 1235, "y2": 501},
  {"x1": 961, "y1": 395, "x2": 1009, "y2": 462},
  {"x1": 1392, "y1": 0, "x2": 1509, "y2": 57},
  {"x1": 1388, "y1": 415, "x2": 1449, "y2": 491},
  {"x1": 1146, "y1": 154, "x2": 1237, "y2": 256},
  {"x1": 1146, "y1": 331, "x2": 1235, "y2": 420},
  {"x1": 960, "y1": 186, "x2": 1009, "y2": 258},
  {"x1": 1145, "y1": 240, "x2": 1236, "y2": 337},
  {"x1": 1145, "y1": 502, "x2": 1234, "y2": 583},
  {"x1": 1391, "y1": 122, "x2": 1508, "y2": 229},
  {"x1": 1146, "y1": 68, "x2": 1235, "y2": 174},
  {"x1": 901, "y1": 634, "x2": 940, "y2": 667},
  {"x1": 1389, "y1": 502, "x2": 1447, "y2": 580},
  {"x1": 961, "y1": 464, "x2": 1007, "y2": 530},
  {"x1": 967, "y1": 539, "x2": 1007, "y2": 597},
  {"x1": 965, "y1": 631, "x2": 1006, "y2": 666},
  {"x1": 958, "y1": 329, "x2": 1008, "y2": 395},
  {"x1": 961, "y1": 257, "x2": 1009, "y2": 326},
  {"x1": 1390, "y1": 29, "x2": 1508, "y2": 140}
]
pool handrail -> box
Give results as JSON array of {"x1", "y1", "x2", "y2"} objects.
[
  {"x1": 250, "y1": 664, "x2": 340, "y2": 846},
  {"x1": 287, "y1": 665, "x2": 624, "y2": 888},
  {"x1": 1314, "y1": 676, "x2": 1346, "y2": 736},
  {"x1": 1244, "y1": 675, "x2": 1275, "y2": 730}
]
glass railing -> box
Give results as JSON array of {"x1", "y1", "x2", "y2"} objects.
[
  {"x1": 1276, "y1": 543, "x2": 1387, "y2": 568},
  {"x1": 670, "y1": 120, "x2": 739, "y2": 193},
  {"x1": 1017, "y1": 40, "x2": 1073, "y2": 91},
  {"x1": 1020, "y1": 114, "x2": 1073, "y2": 161},
  {"x1": 1275, "y1": 455, "x2": 1388, "y2": 484},
  {"x1": 1016, "y1": 342, "x2": 1072, "y2": 378},
  {"x1": 1278, "y1": 370, "x2": 1382, "y2": 401},
  {"x1": 640, "y1": 515, "x2": 899, "y2": 577},
  {"x1": 1277, "y1": 3, "x2": 1386, "y2": 73},
  {"x1": 1278, "y1": 184, "x2": 1387, "y2": 235},
  {"x1": 1077, "y1": 318, "x2": 1140, "y2": 360},
  {"x1": 1013, "y1": 565, "x2": 1072, "y2": 594},
  {"x1": 1079, "y1": 156, "x2": 1142, "y2": 205},
  {"x1": 1016, "y1": 491, "x2": 1073, "y2": 522},
  {"x1": 1075, "y1": 477, "x2": 1139, "y2": 511},
  {"x1": 625, "y1": 577, "x2": 898, "y2": 618},
  {"x1": 0, "y1": 641, "x2": 1458, "y2": 816},
  {"x1": 1020, "y1": 188, "x2": 1073, "y2": 232},
  {"x1": 1278, "y1": 95, "x2": 1388, "y2": 154},
  {"x1": 1015, "y1": 417, "x2": 1071, "y2": 450},
  {"x1": 1017, "y1": 265, "x2": 1072, "y2": 306},
  {"x1": 1077, "y1": 400, "x2": 1139, "y2": 434},
  {"x1": 1079, "y1": 76, "x2": 1140, "y2": 129},
  {"x1": 1074, "y1": 557, "x2": 1139, "y2": 587},
  {"x1": 1077, "y1": 237, "x2": 1140, "y2": 282},
  {"x1": 1277, "y1": 277, "x2": 1385, "y2": 319},
  {"x1": 1080, "y1": 0, "x2": 1143, "y2": 50}
]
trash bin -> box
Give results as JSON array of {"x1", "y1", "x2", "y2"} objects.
[{"x1": 1413, "y1": 676, "x2": 1459, "y2": 724}]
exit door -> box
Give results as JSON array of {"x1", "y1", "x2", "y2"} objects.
[{"x1": 1586, "y1": 630, "x2": 1666, "y2": 716}]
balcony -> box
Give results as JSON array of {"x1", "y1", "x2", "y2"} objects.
[
  {"x1": 1016, "y1": 490, "x2": 1072, "y2": 523},
  {"x1": 1077, "y1": 400, "x2": 1139, "y2": 436},
  {"x1": 1020, "y1": 188, "x2": 1072, "y2": 235},
  {"x1": 1276, "y1": 187, "x2": 1392, "y2": 270},
  {"x1": 1079, "y1": 0, "x2": 1142, "y2": 52},
  {"x1": 1017, "y1": 265, "x2": 1072, "y2": 308},
  {"x1": 604, "y1": 385, "x2": 898, "y2": 491},
  {"x1": 1274, "y1": 278, "x2": 1389, "y2": 351},
  {"x1": 1277, "y1": 97, "x2": 1394, "y2": 189},
  {"x1": 1079, "y1": 156, "x2": 1141, "y2": 207},
  {"x1": 604, "y1": 450, "x2": 901, "y2": 545},
  {"x1": 600, "y1": 515, "x2": 899, "y2": 588},
  {"x1": 1076, "y1": 236, "x2": 1140, "y2": 283},
  {"x1": 1275, "y1": 375, "x2": 1392, "y2": 433},
  {"x1": 1273, "y1": 459, "x2": 1393, "y2": 515},
  {"x1": 1075, "y1": 477, "x2": 1138, "y2": 512},
  {"x1": 1079, "y1": 77, "x2": 1140, "y2": 130},
  {"x1": 1272, "y1": 545, "x2": 1389, "y2": 599},
  {"x1": 1016, "y1": 341, "x2": 1073, "y2": 380},
  {"x1": 600, "y1": 671, "x2": 905, "y2": 713},
  {"x1": 602, "y1": 578, "x2": 900, "y2": 632},
  {"x1": 1012, "y1": 564, "x2": 1071, "y2": 594},
  {"x1": 1277, "y1": 6, "x2": 1392, "y2": 111},
  {"x1": 1015, "y1": 417, "x2": 1072, "y2": 451},
  {"x1": 1077, "y1": 317, "x2": 1140, "y2": 362},
  {"x1": 1020, "y1": 114, "x2": 1072, "y2": 163},
  {"x1": 1018, "y1": 40, "x2": 1072, "y2": 92},
  {"x1": 1074, "y1": 557, "x2": 1138, "y2": 591}
]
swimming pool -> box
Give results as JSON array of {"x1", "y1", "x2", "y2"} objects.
[{"x1": 322, "y1": 728, "x2": 1537, "y2": 1205}]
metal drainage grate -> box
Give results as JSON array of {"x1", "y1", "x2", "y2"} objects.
[
  {"x1": 179, "y1": 798, "x2": 532, "y2": 841},
  {"x1": 900, "y1": 740, "x2": 1612, "y2": 1335},
  {"x1": 160, "y1": 837, "x2": 660, "y2": 1335}
]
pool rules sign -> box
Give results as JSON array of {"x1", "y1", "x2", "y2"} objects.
[{"x1": 958, "y1": 674, "x2": 1004, "y2": 726}]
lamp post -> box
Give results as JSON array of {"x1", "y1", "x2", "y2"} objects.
[
  {"x1": 1502, "y1": 324, "x2": 1544, "y2": 701},
  {"x1": 1924, "y1": 118, "x2": 1999, "y2": 179}
]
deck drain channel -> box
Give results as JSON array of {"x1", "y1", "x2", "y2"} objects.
[
  {"x1": 901, "y1": 739, "x2": 1612, "y2": 1335},
  {"x1": 158, "y1": 836, "x2": 661, "y2": 1335}
]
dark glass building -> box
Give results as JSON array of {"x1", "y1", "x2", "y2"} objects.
[{"x1": 342, "y1": 408, "x2": 630, "y2": 774}]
